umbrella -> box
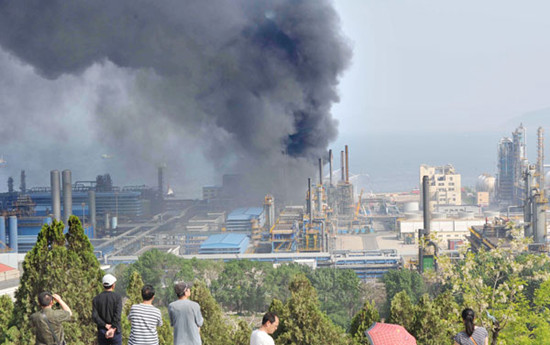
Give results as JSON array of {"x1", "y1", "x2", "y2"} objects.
[{"x1": 365, "y1": 322, "x2": 417, "y2": 345}]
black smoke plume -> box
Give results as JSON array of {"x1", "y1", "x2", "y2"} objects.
[{"x1": 0, "y1": 0, "x2": 350, "y2": 202}]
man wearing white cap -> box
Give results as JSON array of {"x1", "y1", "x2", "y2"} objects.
[{"x1": 92, "y1": 274, "x2": 123, "y2": 345}]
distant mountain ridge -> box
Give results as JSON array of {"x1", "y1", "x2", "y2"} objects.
[{"x1": 506, "y1": 107, "x2": 550, "y2": 128}]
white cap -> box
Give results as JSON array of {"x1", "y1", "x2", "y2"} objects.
[{"x1": 102, "y1": 274, "x2": 117, "y2": 286}]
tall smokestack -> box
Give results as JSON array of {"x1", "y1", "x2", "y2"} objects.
[
  {"x1": 318, "y1": 158, "x2": 323, "y2": 186},
  {"x1": 88, "y1": 190, "x2": 96, "y2": 234},
  {"x1": 158, "y1": 165, "x2": 165, "y2": 197},
  {"x1": 50, "y1": 170, "x2": 61, "y2": 221},
  {"x1": 524, "y1": 166, "x2": 533, "y2": 238},
  {"x1": 307, "y1": 178, "x2": 312, "y2": 220},
  {"x1": 20, "y1": 170, "x2": 26, "y2": 193},
  {"x1": 328, "y1": 149, "x2": 333, "y2": 187},
  {"x1": 62, "y1": 170, "x2": 72, "y2": 225},
  {"x1": 340, "y1": 151, "x2": 345, "y2": 182},
  {"x1": 345, "y1": 145, "x2": 349, "y2": 184},
  {"x1": 422, "y1": 175, "x2": 431, "y2": 234},
  {"x1": 538, "y1": 127, "x2": 545, "y2": 191}
]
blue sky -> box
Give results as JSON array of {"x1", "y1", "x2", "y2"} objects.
[{"x1": 332, "y1": 0, "x2": 550, "y2": 135}]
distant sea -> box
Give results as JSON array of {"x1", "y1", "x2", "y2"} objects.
[{"x1": 332, "y1": 131, "x2": 542, "y2": 193}]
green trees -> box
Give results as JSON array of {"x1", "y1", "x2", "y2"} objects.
[
  {"x1": 437, "y1": 229, "x2": 550, "y2": 345},
  {"x1": 0, "y1": 295, "x2": 13, "y2": 337},
  {"x1": 388, "y1": 291, "x2": 458, "y2": 345},
  {"x1": 270, "y1": 274, "x2": 350, "y2": 345},
  {"x1": 309, "y1": 268, "x2": 361, "y2": 329},
  {"x1": 382, "y1": 269, "x2": 426, "y2": 315},
  {"x1": 3, "y1": 216, "x2": 103, "y2": 345},
  {"x1": 191, "y1": 280, "x2": 233, "y2": 345},
  {"x1": 211, "y1": 260, "x2": 271, "y2": 313},
  {"x1": 349, "y1": 300, "x2": 379, "y2": 344}
]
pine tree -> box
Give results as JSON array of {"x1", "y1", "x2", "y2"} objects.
[
  {"x1": 349, "y1": 300, "x2": 380, "y2": 344},
  {"x1": 0, "y1": 295, "x2": 13, "y2": 336},
  {"x1": 270, "y1": 274, "x2": 350, "y2": 345},
  {"x1": 232, "y1": 320, "x2": 252, "y2": 345},
  {"x1": 389, "y1": 290, "x2": 416, "y2": 332},
  {"x1": 190, "y1": 280, "x2": 233, "y2": 345},
  {"x1": 8, "y1": 216, "x2": 103, "y2": 344}
]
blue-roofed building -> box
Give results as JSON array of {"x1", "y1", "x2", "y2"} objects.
[
  {"x1": 199, "y1": 233, "x2": 250, "y2": 254},
  {"x1": 226, "y1": 207, "x2": 265, "y2": 232}
]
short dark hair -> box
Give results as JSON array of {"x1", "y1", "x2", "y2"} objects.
[
  {"x1": 38, "y1": 292, "x2": 53, "y2": 307},
  {"x1": 262, "y1": 311, "x2": 278, "y2": 325},
  {"x1": 142, "y1": 284, "x2": 155, "y2": 301},
  {"x1": 174, "y1": 282, "x2": 191, "y2": 298}
]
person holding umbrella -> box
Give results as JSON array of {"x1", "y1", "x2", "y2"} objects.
[{"x1": 454, "y1": 308, "x2": 488, "y2": 345}]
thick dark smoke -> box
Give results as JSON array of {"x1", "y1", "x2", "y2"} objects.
[{"x1": 0, "y1": 0, "x2": 350, "y2": 202}]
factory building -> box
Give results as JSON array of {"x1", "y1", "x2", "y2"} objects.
[
  {"x1": 419, "y1": 164, "x2": 461, "y2": 211},
  {"x1": 226, "y1": 207, "x2": 265, "y2": 232},
  {"x1": 398, "y1": 215, "x2": 485, "y2": 248},
  {"x1": 199, "y1": 233, "x2": 250, "y2": 254}
]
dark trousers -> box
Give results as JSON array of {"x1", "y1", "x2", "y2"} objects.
[{"x1": 97, "y1": 329, "x2": 122, "y2": 345}]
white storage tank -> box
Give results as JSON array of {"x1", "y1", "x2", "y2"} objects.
[{"x1": 403, "y1": 202, "x2": 420, "y2": 213}]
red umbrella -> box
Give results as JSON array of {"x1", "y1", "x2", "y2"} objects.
[{"x1": 365, "y1": 322, "x2": 417, "y2": 345}]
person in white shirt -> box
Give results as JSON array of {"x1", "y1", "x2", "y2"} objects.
[{"x1": 250, "y1": 312, "x2": 279, "y2": 345}]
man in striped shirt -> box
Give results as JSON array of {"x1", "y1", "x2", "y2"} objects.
[{"x1": 128, "y1": 284, "x2": 163, "y2": 345}]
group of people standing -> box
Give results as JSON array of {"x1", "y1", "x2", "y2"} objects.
[
  {"x1": 30, "y1": 273, "x2": 278, "y2": 345},
  {"x1": 29, "y1": 273, "x2": 485, "y2": 345}
]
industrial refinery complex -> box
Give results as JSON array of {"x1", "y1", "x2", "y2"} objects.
[
  {"x1": 1, "y1": 123, "x2": 550, "y2": 286},
  {"x1": 0, "y1": 145, "x2": 401, "y2": 284}
]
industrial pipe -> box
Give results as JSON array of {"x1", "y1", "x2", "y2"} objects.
[
  {"x1": 318, "y1": 158, "x2": 323, "y2": 186},
  {"x1": 422, "y1": 175, "x2": 431, "y2": 234},
  {"x1": 88, "y1": 190, "x2": 96, "y2": 235},
  {"x1": 8, "y1": 216, "x2": 17, "y2": 253},
  {"x1": 345, "y1": 145, "x2": 350, "y2": 184},
  {"x1": 0, "y1": 216, "x2": 5, "y2": 247},
  {"x1": 340, "y1": 151, "x2": 345, "y2": 182},
  {"x1": 50, "y1": 170, "x2": 61, "y2": 221},
  {"x1": 62, "y1": 170, "x2": 72, "y2": 225},
  {"x1": 328, "y1": 149, "x2": 333, "y2": 187}
]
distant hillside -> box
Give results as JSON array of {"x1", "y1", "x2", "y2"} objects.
[{"x1": 506, "y1": 107, "x2": 550, "y2": 128}]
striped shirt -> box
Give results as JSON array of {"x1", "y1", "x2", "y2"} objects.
[{"x1": 128, "y1": 303, "x2": 163, "y2": 345}]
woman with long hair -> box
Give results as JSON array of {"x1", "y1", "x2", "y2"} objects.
[{"x1": 454, "y1": 308, "x2": 489, "y2": 345}]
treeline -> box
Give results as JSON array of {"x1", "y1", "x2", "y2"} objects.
[
  {"x1": 113, "y1": 250, "x2": 364, "y2": 329},
  {"x1": 2, "y1": 220, "x2": 550, "y2": 345}
]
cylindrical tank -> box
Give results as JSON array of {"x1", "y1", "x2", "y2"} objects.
[
  {"x1": 88, "y1": 190, "x2": 96, "y2": 231},
  {"x1": 62, "y1": 170, "x2": 72, "y2": 225},
  {"x1": 111, "y1": 216, "x2": 118, "y2": 230},
  {"x1": 0, "y1": 216, "x2": 5, "y2": 246},
  {"x1": 50, "y1": 170, "x2": 61, "y2": 221},
  {"x1": 8, "y1": 216, "x2": 17, "y2": 253},
  {"x1": 403, "y1": 202, "x2": 420, "y2": 212},
  {"x1": 476, "y1": 174, "x2": 496, "y2": 193}
]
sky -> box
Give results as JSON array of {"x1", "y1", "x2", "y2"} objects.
[
  {"x1": 333, "y1": 0, "x2": 550, "y2": 134},
  {"x1": 331, "y1": 0, "x2": 550, "y2": 191},
  {"x1": 1, "y1": 1, "x2": 550, "y2": 195}
]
